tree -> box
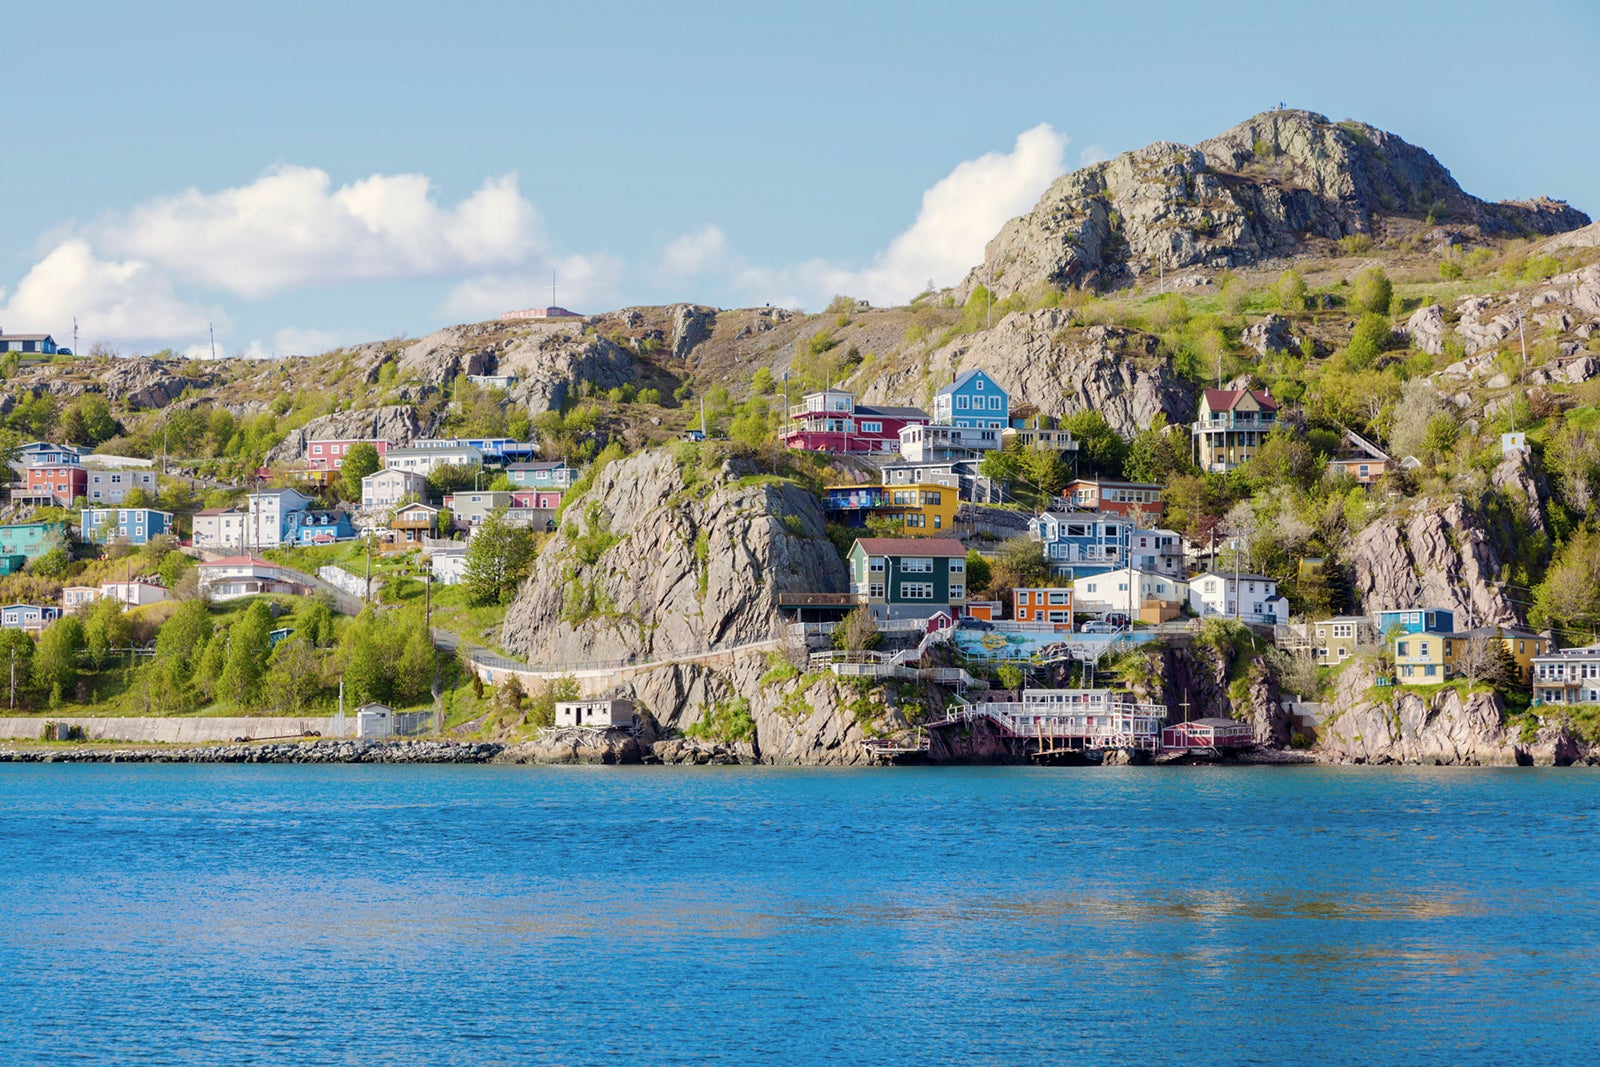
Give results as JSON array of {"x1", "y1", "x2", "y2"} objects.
[
  {"x1": 219, "y1": 600, "x2": 274, "y2": 708},
  {"x1": 986, "y1": 534, "x2": 1052, "y2": 611},
  {"x1": 1124, "y1": 416, "x2": 1197, "y2": 485},
  {"x1": 832, "y1": 606, "x2": 882, "y2": 652},
  {"x1": 339, "y1": 442, "x2": 382, "y2": 501},
  {"x1": 1061, "y1": 410, "x2": 1128, "y2": 478},
  {"x1": 261, "y1": 635, "x2": 327, "y2": 716},
  {"x1": 464, "y1": 507, "x2": 536, "y2": 606},
  {"x1": 964, "y1": 550, "x2": 992, "y2": 597},
  {"x1": 1455, "y1": 631, "x2": 1516, "y2": 691},
  {"x1": 83, "y1": 599, "x2": 132, "y2": 670},
  {"x1": 1339, "y1": 312, "x2": 1393, "y2": 371},
  {"x1": 0, "y1": 629, "x2": 35, "y2": 708},
  {"x1": 33, "y1": 616, "x2": 85, "y2": 701},
  {"x1": 1350, "y1": 266, "x2": 1393, "y2": 316},
  {"x1": 1387, "y1": 379, "x2": 1452, "y2": 461},
  {"x1": 341, "y1": 610, "x2": 389, "y2": 706},
  {"x1": 1274, "y1": 269, "x2": 1308, "y2": 312},
  {"x1": 1531, "y1": 527, "x2": 1600, "y2": 633}
]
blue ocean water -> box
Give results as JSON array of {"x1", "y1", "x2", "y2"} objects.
[{"x1": 2, "y1": 765, "x2": 1598, "y2": 1066}]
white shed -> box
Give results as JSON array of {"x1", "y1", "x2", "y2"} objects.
[
  {"x1": 355, "y1": 702, "x2": 394, "y2": 739},
  {"x1": 554, "y1": 698, "x2": 635, "y2": 729}
]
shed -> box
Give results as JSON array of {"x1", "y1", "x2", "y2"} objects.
[
  {"x1": 1161, "y1": 717, "x2": 1255, "y2": 751},
  {"x1": 554, "y1": 698, "x2": 635, "y2": 729},
  {"x1": 355, "y1": 702, "x2": 394, "y2": 739}
]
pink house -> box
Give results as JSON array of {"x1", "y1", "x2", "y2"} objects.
[
  {"x1": 305, "y1": 439, "x2": 392, "y2": 472},
  {"x1": 511, "y1": 490, "x2": 563, "y2": 510},
  {"x1": 782, "y1": 390, "x2": 930, "y2": 455}
]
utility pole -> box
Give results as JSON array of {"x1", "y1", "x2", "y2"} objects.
[
  {"x1": 209, "y1": 322, "x2": 216, "y2": 361},
  {"x1": 364, "y1": 534, "x2": 373, "y2": 604},
  {"x1": 1232, "y1": 537, "x2": 1241, "y2": 622},
  {"x1": 73, "y1": 317, "x2": 78, "y2": 357},
  {"x1": 549, "y1": 269, "x2": 558, "y2": 309}
]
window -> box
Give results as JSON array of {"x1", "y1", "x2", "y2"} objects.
[
  {"x1": 312, "y1": 445, "x2": 323, "y2": 454},
  {"x1": 1420, "y1": 641, "x2": 1431, "y2": 656},
  {"x1": 1048, "y1": 610, "x2": 1070, "y2": 622},
  {"x1": 901, "y1": 582, "x2": 934, "y2": 600},
  {"x1": 902, "y1": 558, "x2": 933, "y2": 573},
  {"x1": 956, "y1": 395, "x2": 970, "y2": 410},
  {"x1": 869, "y1": 583, "x2": 885, "y2": 599},
  {"x1": 948, "y1": 584, "x2": 965, "y2": 600},
  {"x1": 949, "y1": 559, "x2": 964, "y2": 574},
  {"x1": 861, "y1": 421, "x2": 882, "y2": 434},
  {"x1": 1048, "y1": 591, "x2": 1069, "y2": 605},
  {"x1": 989, "y1": 396, "x2": 1001, "y2": 411},
  {"x1": 869, "y1": 558, "x2": 885, "y2": 573},
  {"x1": 1424, "y1": 665, "x2": 1438, "y2": 677}
]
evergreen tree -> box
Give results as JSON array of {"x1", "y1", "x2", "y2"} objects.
[
  {"x1": 32, "y1": 616, "x2": 85, "y2": 699},
  {"x1": 219, "y1": 601, "x2": 274, "y2": 708}
]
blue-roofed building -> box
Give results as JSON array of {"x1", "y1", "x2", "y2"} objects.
[
  {"x1": 933, "y1": 369, "x2": 1009, "y2": 429},
  {"x1": 80, "y1": 507, "x2": 174, "y2": 546},
  {"x1": 1375, "y1": 608, "x2": 1455, "y2": 637}
]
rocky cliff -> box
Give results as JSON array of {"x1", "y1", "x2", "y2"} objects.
[
  {"x1": 1347, "y1": 497, "x2": 1522, "y2": 627},
  {"x1": 861, "y1": 311, "x2": 1194, "y2": 437},
  {"x1": 967, "y1": 109, "x2": 1588, "y2": 297},
  {"x1": 263, "y1": 405, "x2": 430, "y2": 466},
  {"x1": 502, "y1": 447, "x2": 847, "y2": 665}
]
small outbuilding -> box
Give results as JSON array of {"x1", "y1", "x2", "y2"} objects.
[
  {"x1": 554, "y1": 698, "x2": 635, "y2": 729},
  {"x1": 355, "y1": 702, "x2": 394, "y2": 739},
  {"x1": 1161, "y1": 717, "x2": 1254, "y2": 751}
]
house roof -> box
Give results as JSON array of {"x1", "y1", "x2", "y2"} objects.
[
  {"x1": 1177, "y1": 716, "x2": 1251, "y2": 729},
  {"x1": 1448, "y1": 626, "x2": 1544, "y2": 641},
  {"x1": 1066, "y1": 477, "x2": 1163, "y2": 491},
  {"x1": 1198, "y1": 571, "x2": 1276, "y2": 583},
  {"x1": 855, "y1": 404, "x2": 931, "y2": 420},
  {"x1": 1202, "y1": 388, "x2": 1278, "y2": 412},
  {"x1": 194, "y1": 507, "x2": 241, "y2": 516},
  {"x1": 394, "y1": 503, "x2": 439, "y2": 515},
  {"x1": 0, "y1": 334, "x2": 54, "y2": 342},
  {"x1": 852, "y1": 538, "x2": 967, "y2": 557},
  {"x1": 935, "y1": 369, "x2": 998, "y2": 397},
  {"x1": 506, "y1": 461, "x2": 567, "y2": 471},
  {"x1": 1336, "y1": 427, "x2": 1391, "y2": 462},
  {"x1": 198, "y1": 555, "x2": 279, "y2": 568}
]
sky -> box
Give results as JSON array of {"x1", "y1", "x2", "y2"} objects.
[{"x1": 3, "y1": 0, "x2": 1597, "y2": 359}]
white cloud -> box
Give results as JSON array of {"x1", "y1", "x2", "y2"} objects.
[
  {"x1": 0, "y1": 239, "x2": 212, "y2": 346},
  {"x1": 1077, "y1": 144, "x2": 1111, "y2": 166},
  {"x1": 663, "y1": 124, "x2": 1069, "y2": 310},
  {"x1": 442, "y1": 253, "x2": 624, "y2": 321},
  {"x1": 102, "y1": 166, "x2": 541, "y2": 298}
]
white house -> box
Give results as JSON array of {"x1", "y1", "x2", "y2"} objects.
[
  {"x1": 245, "y1": 488, "x2": 317, "y2": 550},
  {"x1": 431, "y1": 546, "x2": 468, "y2": 585},
  {"x1": 85, "y1": 467, "x2": 159, "y2": 505},
  {"x1": 382, "y1": 444, "x2": 485, "y2": 476},
  {"x1": 1072, "y1": 568, "x2": 1189, "y2": 615},
  {"x1": 193, "y1": 507, "x2": 246, "y2": 551},
  {"x1": 197, "y1": 556, "x2": 304, "y2": 601},
  {"x1": 554, "y1": 698, "x2": 636, "y2": 728},
  {"x1": 61, "y1": 586, "x2": 102, "y2": 612},
  {"x1": 1188, "y1": 572, "x2": 1288, "y2": 625},
  {"x1": 355, "y1": 702, "x2": 394, "y2": 738},
  {"x1": 897, "y1": 423, "x2": 1002, "y2": 463},
  {"x1": 362, "y1": 467, "x2": 430, "y2": 512},
  {"x1": 100, "y1": 580, "x2": 171, "y2": 609}
]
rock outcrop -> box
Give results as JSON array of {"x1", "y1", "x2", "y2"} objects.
[
  {"x1": 502, "y1": 448, "x2": 847, "y2": 666},
  {"x1": 965, "y1": 109, "x2": 1587, "y2": 297},
  {"x1": 1241, "y1": 314, "x2": 1296, "y2": 355},
  {"x1": 670, "y1": 304, "x2": 716, "y2": 361},
  {"x1": 1348, "y1": 499, "x2": 1519, "y2": 626},
  {"x1": 99, "y1": 359, "x2": 218, "y2": 410},
  {"x1": 1317, "y1": 662, "x2": 1519, "y2": 765},
  {"x1": 497, "y1": 329, "x2": 636, "y2": 411},
  {"x1": 862, "y1": 310, "x2": 1193, "y2": 438},
  {"x1": 263, "y1": 405, "x2": 427, "y2": 466}
]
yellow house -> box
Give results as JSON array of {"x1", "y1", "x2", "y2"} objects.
[
  {"x1": 1394, "y1": 627, "x2": 1549, "y2": 684},
  {"x1": 1191, "y1": 388, "x2": 1279, "y2": 473},
  {"x1": 823, "y1": 483, "x2": 960, "y2": 535}
]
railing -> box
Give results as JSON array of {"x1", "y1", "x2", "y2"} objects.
[{"x1": 469, "y1": 633, "x2": 787, "y2": 678}]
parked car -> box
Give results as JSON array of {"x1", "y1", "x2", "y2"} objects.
[
  {"x1": 1103, "y1": 613, "x2": 1129, "y2": 629},
  {"x1": 958, "y1": 617, "x2": 994, "y2": 631},
  {"x1": 1079, "y1": 620, "x2": 1114, "y2": 634}
]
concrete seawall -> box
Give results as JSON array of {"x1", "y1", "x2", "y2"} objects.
[{"x1": 0, "y1": 716, "x2": 354, "y2": 743}]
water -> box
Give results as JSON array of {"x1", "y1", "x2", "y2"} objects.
[{"x1": 3, "y1": 765, "x2": 1598, "y2": 1065}]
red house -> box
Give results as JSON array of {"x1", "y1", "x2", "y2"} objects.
[
  {"x1": 1161, "y1": 717, "x2": 1254, "y2": 751},
  {"x1": 1062, "y1": 478, "x2": 1165, "y2": 521},
  {"x1": 783, "y1": 389, "x2": 929, "y2": 455},
  {"x1": 511, "y1": 490, "x2": 562, "y2": 510},
  {"x1": 12, "y1": 443, "x2": 87, "y2": 508},
  {"x1": 305, "y1": 438, "x2": 392, "y2": 472}
]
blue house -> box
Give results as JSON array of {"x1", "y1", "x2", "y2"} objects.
[
  {"x1": 505, "y1": 461, "x2": 577, "y2": 489},
  {"x1": 80, "y1": 507, "x2": 174, "y2": 546},
  {"x1": 1375, "y1": 608, "x2": 1455, "y2": 637},
  {"x1": 287, "y1": 509, "x2": 356, "y2": 546},
  {"x1": 0, "y1": 604, "x2": 59, "y2": 631},
  {"x1": 0, "y1": 521, "x2": 69, "y2": 561},
  {"x1": 0, "y1": 333, "x2": 64, "y2": 356},
  {"x1": 1028, "y1": 511, "x2": 1139, "y2": 580},
  {"x1": 933, "y1": 369, "x2": 1009, "y2": 429}
]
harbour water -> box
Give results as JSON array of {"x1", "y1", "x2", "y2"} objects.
[{"x1": 3, "y1": 764, "x2": 1597, "y2": 1065}]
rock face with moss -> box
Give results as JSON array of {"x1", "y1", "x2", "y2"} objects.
[
  {"x1": 1316, "y1": 660, "x2": 1524, "y2": 764},
  {"x1": 1347, "y1": 497, "x2": 1521, "y2": 627},
  {"x1": 502, "y1": 446, "x2": 846, "y2": 666},
  {"x1": 967, "y1": 109, "x2": 1588, "y2": 298},
  {"x1": 861, "y1": 310, "x2": 1193, "y2": 437}
]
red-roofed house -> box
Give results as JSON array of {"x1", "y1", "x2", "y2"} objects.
[
  {"x1": 1192, "y1": 388, "x2": 1278, "y2": 473},
  {"x1": 845, "y1": 537, "x2": 968, "y2": 618},
  {"x1": 197, "y1": 556, "x2": 307, "y2": 601}
]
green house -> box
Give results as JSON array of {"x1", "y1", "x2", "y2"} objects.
[
  {"x1": 0, "y1": 554, "x2": 26, "y2": 575},
  {"x1": 0, "y1": 521, "x2": 68, "y2": 561},
  {"x1": 847, "y1": 537, "x2": 968, "y2": 617}
]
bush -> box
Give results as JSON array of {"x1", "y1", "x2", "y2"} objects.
[
  {"x1": 1350, "y1": 267, "x2": 1393, "y2": 316},
  {"x1": 1274, "y1": 270, "x2": 1307, "y2": 312}
]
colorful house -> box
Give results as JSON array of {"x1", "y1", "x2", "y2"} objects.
[
  {"x1": 1161, "y1": 717, "x2": 1254, "y2": 751},
  {"x1": 100, "y1": 580, "x2": 171, "y2": 609},
  {"x1": 0, "y1": 333, "x2": 63, "y2": 355},
  {"x1": 80, "y1": 507, "x2": 174, "y2": 546},
  {"x1": 305, "y1": 438, "x2": 391, "y2": 472},
  {"x1": 933, "y1": 369, "x2": 1008, "y2": 429},
  {"x1": 443, "y1": 491, "x2": 514, "y2": 527},
  {"x1": 1061, "y1": 478, "x2": 1165, "y2": 522},
  {"x1": 0, "y1": 521, "x2": 67, "y2": 561},
  {"x1": 1073, "y1": 568, "x2": 1188, "y2": 620},
  {"x1": 1396, "y1": 627, "x2": 1549, "y2": 684},
  {"x1": 1327, "y1": 428, "x2": 1391, "y2": 484},
  {"x1": 197, "y1": 557, "x2": 306, "y2": 601},
  {"x1": 0, "y1": 604, "x2": 59, "y2": 631},
  {"x1": 411, "y1": 437, "x2": 535, "y2": 463},
  {"x1": 782, "y1": 389, "x2": 931, "y2": 455},
  {"x1": 1313, "y1": 615, "x2": 1377, "y2": 664},
  {"x1": 288, "y1": 509, "x2": 355, "y2": 546},
  {"x1": 846, "y1": 537, "x2": 968, "y2": 619},
  {"x1": 245, "y1": 488, "x2": 317, "y2": 549},
  {"x1": 1192, "y1": 388, "x2": 1279, "y2": 473},
  {"x1": 1375, "y1": 608, "x2": 1455, "y2": 638},
  {"x1": 85, "y1": 467, "x2": 159, "y2": 505},
  {"x1": 193, "y1": 508, "x2": 246, "y2": 551},
  {"x1": 390, "y1": 502, "x2": 440, "y2": 544},
  {"x1": 823, "y1": 483, "x2": 959, "y2": 534},
  {"x1": 382, "y1": 444, "x2": 485, "y2": 476},
  {"x1": 1028, "y1": 512, "x2": 1141, "y2": 580},
  {"x1": 1013, "y1": 587, "x2": 1074, "y2": 627},
  {"x1": 505, "y1": 462, "x2": 578, "y2": 490},
  {"x1": 13, "y1": 442, "x2": 85, "y2": 507}
]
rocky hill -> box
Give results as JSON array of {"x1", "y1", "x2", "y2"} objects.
[{"x1": 964, "y1": 108, "x2": 1588, "y2": 298}]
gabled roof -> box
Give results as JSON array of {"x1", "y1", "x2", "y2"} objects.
[
  {"x1": 851, "y1": 538, "x2": 967, "y2": 557},
  {"x1": 394, "y1": 502, "x2": 439, "y2": 515},
  {"x1": 506, "y1": 461, "x2": 568, "y2": 471},
  {"x1": 1197, "y1": 571, "x2": 1276, "y2": 583},
  {"x1": 198, "y1": 555, "x2": 280, "y2": 568},
  {"x1": 0, "y1": 334, "x2": 54, "y2": 343},
  {"x1": 1335, "y1": 427, "x2": 1390, "y2": 462},
  {"x1": 935, "y1": 368, "x2": 1001, "y2": 398},
  {"x1": 855, "y1": 404, "x2": 931, "y2": 420},
  {"x1": 1202, "y1": 388, "x2": 1278, "y2": 412},
  {"x1": 194, "y1": 507, "x2": 242, "y2": 516}
]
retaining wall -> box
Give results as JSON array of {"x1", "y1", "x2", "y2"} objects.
[{"x1": 0, "y1": 716, "x2": 355, "y2": 743}]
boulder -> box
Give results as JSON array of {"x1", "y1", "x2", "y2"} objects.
[
  {"x1": 1241, "y1": 314, "x2": 1295, "y2": 355},
  {"x1": 670, "y1": 304, "x2": 716, "y2": 361},
  {"x1": 99, "y1": 359, "x2": 217, "y2": 410},
  {"x1": 1404, "y1": 304, "x2": 1448, "y2": 355}
]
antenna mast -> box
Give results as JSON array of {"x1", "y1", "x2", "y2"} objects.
[{"x1": 209, "y1": 322, "x2": 216, "y2": 361}]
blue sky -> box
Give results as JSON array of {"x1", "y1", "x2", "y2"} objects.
[{"x1": 3, "y1": 0, "x2": 1596, "y2": 358}]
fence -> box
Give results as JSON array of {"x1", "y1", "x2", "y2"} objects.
[{"x1": 317, "y1": 565, "x2": 368, "y2": 600}]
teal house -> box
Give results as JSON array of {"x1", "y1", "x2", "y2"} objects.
[
  {"x1": 847, "y1": 537, "x2": 968, "y2": 619},
  {"x1": 0, "y1": 521, "x2": 68, "y2": 561},
  {"x1": 933, "y1": 369, "x2": 1009, "y2": 429}
]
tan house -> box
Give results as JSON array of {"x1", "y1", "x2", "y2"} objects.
[
  {"x1": 1313, "y1": 615, "x2": 1376, "y2": 664},
  {"x1": 1192, "y1": 388, "x2": 1278, "y2": 473},
  {"x1": 1327, "y1": 428, "x2": 1391, "y2": 484},
  {"x1": 390, "y1": 502, "x2": 440, "y2": 545}
]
